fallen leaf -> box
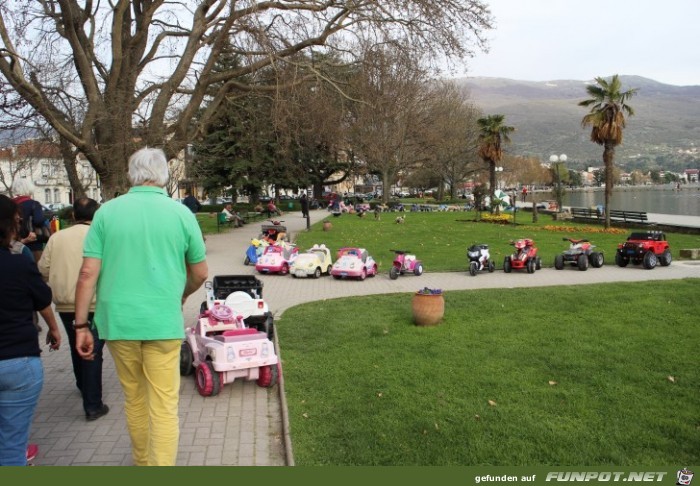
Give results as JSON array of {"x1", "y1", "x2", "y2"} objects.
[
  {"x1": 434, "y1": 423, "x2": 439, "y2": 430},
  {"x1": 377, "y1": 392, "x2": 383, "y2": 398},
  {"x1": 548, "y1": 380, "x2": 558, "y2": 386},
  {"x1": 667, "y1": 376, "x2": 676, "y2": 383},
  {"x1": 302, "y1": 413, "x2": 309, "y2": 419},
  {"x1": 474, "y1": 414, "x2": 481, "y2": 420},
  {"x1": 383, "y1": 329, "x2": 389, "y2": 334},
  {"x1": 488, "y1": 400, "x2": 497, "y2": 407},
  {"x1": 422, "y1": 429, "x2": 428, "y2": 435}
]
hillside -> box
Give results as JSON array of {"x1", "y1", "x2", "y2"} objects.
[{"x1": 455, "y1": 75, "x2": 700, "y2": 170}]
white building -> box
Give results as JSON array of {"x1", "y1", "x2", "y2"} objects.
[{"x1": 0, "y1": 139, "x2": 101, "y2": 206}]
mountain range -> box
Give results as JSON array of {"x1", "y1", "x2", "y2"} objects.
[{"x1": 455, "y1": 75, "x2": 700, "y2": 170}]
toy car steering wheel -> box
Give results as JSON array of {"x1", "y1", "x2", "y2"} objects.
[{"x1": 211, "y1": 304, "x2": 234, "y2": 321}]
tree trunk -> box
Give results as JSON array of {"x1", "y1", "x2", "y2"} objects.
[{"x1": 603, "y1": 143, "x2": 615, "y2": 229}]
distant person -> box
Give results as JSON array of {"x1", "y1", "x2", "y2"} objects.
[
  {"x1": 521, "y1": 186, "x2": 528, "y2": 203},
  {"x1": 222, "y1": 203, "x2": 244, "y2": 227},
  {"x1": 74, "y1": 148, "x2": 208, "y2": 466},
  {"x1": 12, "y1": 179, "x2": 48, "y2": 262},
  {"x1": 267, "y1": 200, "x2": 282, "y2": 217},
  {"x1": 182, "y1": 191, "x2": 202, "y2": 213},
  {"x1": 0, "y1": 194, "x2": 61, "y2": 466},
  {"x1": 38, "y1": 197, "x2": 109, "y2": 422},
  {"x1": 300, "y1": 193, "x2": 309, "y2": 218}
]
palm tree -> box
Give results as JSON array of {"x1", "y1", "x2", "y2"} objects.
[
  {"x1": 477, "y1": 114, "x2": 514, "y2": 213},
  {"x1": 579, "y1": 75, "x2": 638, "y2": 228}
]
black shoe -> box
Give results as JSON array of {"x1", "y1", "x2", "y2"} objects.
[{"x1": 86, "y1": 404, "x2": 109, "y2": 421}]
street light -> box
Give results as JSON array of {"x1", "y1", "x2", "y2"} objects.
[{"x1": 549, "y1": 154, "x2": 567, "y2": 212}]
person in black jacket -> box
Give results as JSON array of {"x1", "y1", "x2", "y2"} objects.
[
  {"x1": 182, "y1": 191, "x2": 202, "y2": 213},
  {"x1": 0, "y1": 195, "x2": 61, "y2": 465}
]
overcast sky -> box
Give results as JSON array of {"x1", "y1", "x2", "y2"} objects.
[{"x1": 460, "y1": 0, "x2": 700, "y2": 86}]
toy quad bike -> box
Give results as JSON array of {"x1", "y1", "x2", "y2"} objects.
[
  {"x1": 181, "y1": 278, "x2": 279, "y2": 397},
  {"x1": 554, "y1": 237, "x2": 604, "y2": 271},
  {"x1": 467, "y1": 243, "x2": 495, "y2": 276},
  {"x1": 243, "y1": 238, "x2": 268, "y2": 266},
  {"x1": 389, "y1": 249, "x2": 424, "y2": 279},
  {"x1": 503, "y1": 238, "x2": 541, "y2": 274}
]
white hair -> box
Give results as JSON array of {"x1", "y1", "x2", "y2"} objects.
[
  {"x1": 128, "y1": 147, "x2": 169, "y2": 187},
  {"x1": 11, "y1": 178, "x2": 35, "y2": 197}
]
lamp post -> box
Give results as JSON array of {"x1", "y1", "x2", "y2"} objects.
[{"x1": 549, "y1": 154, "x2": 567, "y2": 213}]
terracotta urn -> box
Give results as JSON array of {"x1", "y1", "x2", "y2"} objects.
[{"x1": 412, "y1": 290, "x2": 444, "y2": 326}]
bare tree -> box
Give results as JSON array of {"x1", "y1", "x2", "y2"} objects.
[
  {"x1": 0, "y1": 1, "x2": 493, "y2": 199},
  {"x1": 421, "y1": 81, "x2": 482, "y2": 200}
]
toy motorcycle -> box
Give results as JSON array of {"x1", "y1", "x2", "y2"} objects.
[
  {"x1": 503, "y1": 238, "x2": 540, "y2": 274},
  {"x1": 554, "y1": 237, "x2": 604, "y2": 271},
  {"x1": 389, "y1": 249, "x2": 423, "y2": 279},
  {"x1": 467, "y1": 244, "x2": 495, "y2": 276}
]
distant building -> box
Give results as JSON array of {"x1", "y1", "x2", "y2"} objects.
[
  {"x1": 684, "y1": 169, "x2": 698, "y2": 183},
  {"x1": 0, "y1": 139, "x2": 101, "y2": 205}
]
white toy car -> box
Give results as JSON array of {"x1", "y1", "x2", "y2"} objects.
[
  {"x1": 330, "y1": 247, "x2": 378, "y2": 280},
  {"x1": 290, "y1": 244, "x2": 333, "y2": 278},
  {"x1": 181, "y1": 276, "x2": 278, "y2": 397}
]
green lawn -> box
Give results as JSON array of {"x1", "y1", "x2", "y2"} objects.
[
  {"x1": 278, "y1": 280, "x2": 700, "y2": 465},
  {"x1": 293, "y1": 210, "x2": 700, "y2": 270}
]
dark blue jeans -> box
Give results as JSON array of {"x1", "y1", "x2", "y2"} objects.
[{"x1": 59, "y1": 312, "x2": 105, "y2": 415}]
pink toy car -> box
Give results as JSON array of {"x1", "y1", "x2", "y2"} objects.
[
  {"x1": 255, "y1": 243, "x2": 299, "y2": 275},
  {"x1": 181, "y1": 288, "x2": 279, "y2": 397},
  {"x1": 330, "y1": 247, "x2": 378, "y2": 280}
]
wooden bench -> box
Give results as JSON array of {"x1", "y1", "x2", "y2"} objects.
[
  {"x1": 570, "y1": 207, "x2": 601, "y2": 223},
  {"x1": 609, "y1": 209, "x2": 649, "y2": 225},
  {"x1": 243, "y1": 211, "x2": 264, "y2": 223}
]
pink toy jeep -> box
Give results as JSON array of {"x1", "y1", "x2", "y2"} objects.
[{"x1": 181, "y1": 290, "x2": 279, "y2": 397}]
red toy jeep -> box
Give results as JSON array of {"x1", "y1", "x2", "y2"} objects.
[{"x1": 615, "y1": 231, "x2": 672, "y2": 270}]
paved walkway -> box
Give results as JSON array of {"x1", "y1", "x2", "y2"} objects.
[{"x1": 30, "y1": 208, "x2": 700, "y2": 466}]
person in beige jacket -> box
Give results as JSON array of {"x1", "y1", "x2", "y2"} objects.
[{"x1": 38, "y1": 198, "x2": 109, "y2": 421}]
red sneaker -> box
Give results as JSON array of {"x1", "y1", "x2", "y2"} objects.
[{"x1": 26, "y1": 443, "x2": 38, "y2": 462}]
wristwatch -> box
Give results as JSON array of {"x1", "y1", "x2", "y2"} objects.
[{"x1": 72, "y1": 320, "x2": 91, "y2": 330}]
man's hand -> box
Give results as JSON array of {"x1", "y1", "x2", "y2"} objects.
[{"x1": 76, "y1": 329, "x2": 95, "y2": 360}]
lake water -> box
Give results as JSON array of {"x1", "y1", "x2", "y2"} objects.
[{"x1": 561, "y1": 185, "x2": 700, "y2": 217}]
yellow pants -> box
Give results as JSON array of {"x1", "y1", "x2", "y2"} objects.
[{"x1": 107, "y1": 340, "x2": 181, "y2": 466}]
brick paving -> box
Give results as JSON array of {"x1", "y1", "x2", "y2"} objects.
[{"x1": 30, "y1": 207, "x2": 700, "y2": 466}]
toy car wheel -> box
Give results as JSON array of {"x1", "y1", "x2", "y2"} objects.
[
  {"x1": 196, "y1": 361, "x2": 221, "y2": 397},
  {"x1": 371, "y1": 265, "x2": 378, "y2": 277},
  {"x1": 535, "y1": 256, "x2": 542, "y2": 270},
  {"x1": 615, "y1": 252, "x2": 629, "y2": 267},
  {"x1": 413, "y1": 264, "x2": 423, "y2": 276},
  {"x1": 503, "y1": 258, "x2": 512, "y2": 273},
  {"x1": 244, "y1": 256, "x2": 250, "y2": 266},
  {"x1": 589, "y1": 252, "x2": 604, "y2": 268},
  {"x1": 199, "y1": 301, "x2": 208, "y2": 315},
  {"x1": 313, "y1": 267, "x2": 322, "y2": 279},
  {"x1": 577, "y1": 254, "x2": 589, "y2": 271},
  {"x1": 526, "y1": 259, "x2": 535, "y2": 273},
  {"x1": 469, "y1": 261, "x2": 478, "y2": 276},
  {"x1": 643, "y1": 251, "x2": 657, "y2": 270},
  {"x1": 554, "y1": 254, "x2": 564, "y2": 270},
  {"x1": 488, "y1": 260, "x2": 495, "y2": 273},
  {"x1": 360, "y1": 268, "x2": 367, "y2": 281},
  {"x1": 257, "y1": 363, "x2": 279, "y2": 388},
  {"x1": 659, "y1": 249, "x2": 672, "y2": 266},
  {"x1": 332, "y1": 274, "x2": 341, "y2": 280},
  {"x1": 279, "y1": 263, "x2": 289, "y2": 275},
  {"x1": 180, "y1": 342, "x2": 195, "y2": 376},
  {"x1": 390, "y1": 266, "x2": 399, "y2": 280}
]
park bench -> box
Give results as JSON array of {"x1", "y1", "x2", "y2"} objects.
[
  {"x1": 243, "y1": 211, "x2": 264, "y2": 223},
  {"x1": 216, "y1": 212, "x2": 234, "y2": 232},
  {"x1": 570, "y1": 207, "x2": 601, "y2": 223},
  {"x1": 608, "y1": 209, "x2": 649, "y2": 225}
]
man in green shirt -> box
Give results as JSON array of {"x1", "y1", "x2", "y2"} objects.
[{"x1": 75, "y1": 147, "x2": 208, "y2": 466}]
